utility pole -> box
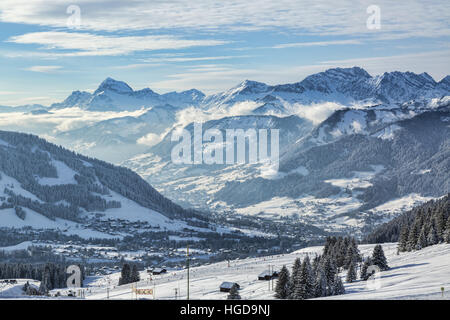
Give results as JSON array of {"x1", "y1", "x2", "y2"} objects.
[
  {"x1": 187, "y1": 244, "x2": 190, "y2": 300},
  {"x1": 271, "y1": 265, "x2": 274, "y2": 291},
  {"x1": 106, "y1": 277, "x2": 110, "y2": 299}
]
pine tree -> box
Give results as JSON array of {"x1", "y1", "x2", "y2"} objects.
[
  {"x1": 398, "y1": 225, "x2": 409, "y2": 252},
  {"x1": 323, "y1": 257, "x2": 337, "y2": 286},
  {"x1": 131, "y1": 265, "x2": 140, "y2": 283},
  {"x1": 434, "y1": 211, "x2": 446, "y2": 241},
  {"x1": 417, "y1": 225, "x2": 428, "y2": 250},
  {"x1": 119, "y1": 263, "x2": 131, "y2": 285},
  {"x1": 333, "y1": 275, "x2": 345, "y2": 295},
  {"x1": 442, "y1": 217, "x2": 450, "y2": 243},
  {"x1": 274, "y1": 265, "x2": 290, "y2": 299},
  {"x1": 314, "y1": 268, "x2": 328, "y2": 298},
  {"x1": 426, "y1": 224, "x2": 438, "y2": 246},
  {"x1": 346, "y1": 260, "x2": 357, "y2": 283},
  {"x1": 293, "y1": 256, "x2": 314, "y2": 300},
  {"x1": 227, "y1": 284, "x2": 241, "y2": 300},
  {"x1": 407, "y1": 219, "x2": 420, "y2": 251},
  {"x1": 360, "y1": 257, "x2": 372, "y2": 281},
  {"x1": 371, "y1": 245, "x2": 389, "y2": 271},
  {"x1": 289, "y1": 257, "x2": 301, "y2": 299}
]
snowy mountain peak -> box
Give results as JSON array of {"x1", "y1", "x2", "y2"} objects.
[
  {"x1": 438, "y1": 75, "x2": 450, "y2": 90},
  {"x1": 323, "y1": 66, "x2": 371, "y2": 78},
  {"x1": 233, "y1": 80, "x2": 269, "y2": 94},
  {"x1": 94, "y1": 77, "x2": 134, "y2": 95}
]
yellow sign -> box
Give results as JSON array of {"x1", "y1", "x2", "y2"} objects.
[{"x1": 133, "y1": 288, "x2": 154, "y2": 295}]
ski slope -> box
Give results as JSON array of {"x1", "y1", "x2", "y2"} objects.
[
  {"x1": 81, "y1": 243, "x2": 450, "y2": 300},
  {"x1": 1, "y1": 242, "x2": 449, "y2": 300}
]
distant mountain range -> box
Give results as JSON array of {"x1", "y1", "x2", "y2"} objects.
[
  {"x1": 1, "y1": 66, "x2": 449, "y2": 235},
  {"x1": 50, "y1": 77, "x2": 205, "y2": 111},
  {"x1": 6, "y1": 66, "x2": 449, "y2": 114}
]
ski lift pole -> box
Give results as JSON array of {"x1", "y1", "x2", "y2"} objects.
[{"x1": 187, "y1": 244, "x2": 190, "y2": 300}]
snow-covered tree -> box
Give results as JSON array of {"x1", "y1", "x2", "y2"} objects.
[
  {"x1": 274, "y1": 265, "x2": 291, "y2": 299},
  {"x1": 289, "y1": 257, "x2": 301, "y2": 298},
  {"x1": 444, "y1": 218, "x2": 450, "y2": 243},
  {"x1": 360, "y1": 257, "x2": 372, "y2": 281},
  {"x1": 333, "y1": 275, "x2": 345, "y2": 295},
  {"x1": 346, "y1": 260, "x2": 357, "y2": 283},
  {"x1": 314, "y1": 268, "x2": 328, "y2": 298},
  {"x1": 119, "y1": 263, "x2": 132, "y2": 285},
  {"x1": 131, "y1": 265, "x2": 140, "y2": 283},
  {"x1": 427, "y1": 224, "x2": 439, "y2": 246},
  {"x1": 293, "y1": 256, "x2": 314, "y2": 300},
  {"x1": 371, "y1": 245, "x2": 389, "y2": 271}
]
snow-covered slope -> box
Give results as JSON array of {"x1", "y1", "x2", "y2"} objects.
[
  {"x1": 0, "y1": 130, "x2": 215, "y2": 239},
  {"x1": 24, "y1": 242, "x2": 443, "y2": 300}
]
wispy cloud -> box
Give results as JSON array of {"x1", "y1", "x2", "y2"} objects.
[
  {"x1": 8, "y1": 31, "x2": 228, "y2": 57},
  {"x1": 142, "y1": 55, "x2": 249, "y2": 63},
  {"x1": 0, "y1": 0, "x2": 448, "y2": 38},
  {"x1": 24, "y1": 65, "x2": 62, "y2": 73},
  {"x1": 272, "y1": 40, "x2": 362, "y2": 49}
]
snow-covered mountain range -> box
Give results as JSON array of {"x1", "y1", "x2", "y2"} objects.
[
  {"x1": 50, "y1": 77, "x2": 205, "y2": 111},
  {"x1": 1, "y1": 66, "x2": 449, "y2": 236}
]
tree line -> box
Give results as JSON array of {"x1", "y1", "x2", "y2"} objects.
[
  {"x1": 274, "y1": 237, "x2": 389, "y2": 299},
  {"x1": 365, "y1": 194, "x2": 450, "y2": 253}
]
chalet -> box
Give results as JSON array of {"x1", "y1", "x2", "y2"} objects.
[
  {"x1": 152, "y1": 268, "x2": 167, "y2": 275},
  {"x1": 258, "y1": 270, "x2": 279, "y2": 281},
  {"x1": 219, "y1": 282, "x2": 240, "y2": 293}
]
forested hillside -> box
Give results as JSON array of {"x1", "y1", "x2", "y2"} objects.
[
  {"x1": 0, "y1": 130, "x2": 200, "y2": 222},
  {"x1": 365, "y1": 194, "x2": 450, "y2": 248}
]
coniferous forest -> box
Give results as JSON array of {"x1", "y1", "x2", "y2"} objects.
[
  {"x1": 274, "y1": 237, "x2": 390, "y2": 299},
  {"x1": 365, "y1": 194, "x2": 450, "y2": 252}
]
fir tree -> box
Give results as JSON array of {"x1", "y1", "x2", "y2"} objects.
[
  {"x1": 426, "y1": 224, "x2": 438, "y2": 246},
  {"x1": 314, "y1": 268, "x2": 328, "y2": 298},
  {"x1": 407, "y1": 220, "x2": 420, "y2": 251},
  {"x1": 323, "y1": 256, "x2": 337, "y2": 286},
  {"x1": 435, "y1": 211, "x2": 446, "y2": 241},
  {"x1": 293, "y1": 256, "x2": 314, "y2": 300},
  {"x1": 274, "y1": 265, "x2": 291, "y2": 299},
  {"x1": 443, "y1": 218, "x2": 450, "y2": 244},
  {"x1": 417, "y1": 225, "x2": 428, "y2": 250},
  {"x1": 119, "y1": 263, "x2": 131, "y2": 286},
  {"x1": 346, "y1": 260, "x2": 357, "y2": 283},
  {"x1": 131, "y1": 265, "x2": 140, "y2": 283},
  {"x1": 289, "y1": 257, "x2": 301, "y2": 299},
  {"x1": 360, "y1": 257, "x2": 372, "y2": 281},
  {"x1": 371, "y1": 245, "x2": 389, "y2": 271},
  {"x1": 398, "y1": 226, "x2": 409, "y2": 252},
  {"x1": 333, "y1": 275, "x2": 345, "y2": 295}
]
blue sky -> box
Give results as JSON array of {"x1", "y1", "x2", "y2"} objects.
[{"x1": 0, "y1": 0, "x2": 449, "y2": 106}]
